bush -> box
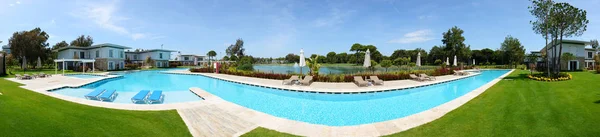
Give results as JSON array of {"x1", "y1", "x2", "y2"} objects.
[
  {"x1": 124, "y1": 64, "x2": 139, "y2": 70},
  {"x1": 189, "y1": 67, "x2": 214, "y2": 73},
  {"x1": 237, "y1": 64, "x2": 254, "y2": 71}
]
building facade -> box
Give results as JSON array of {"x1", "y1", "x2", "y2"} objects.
[
  {"x1": 125, "y1": 49, "x2": 175, "y2": 68},
  {"x1": 1, "y1": 45, "x2": 9, "y2": 54},
  {"x1": 54, "y1": 43, "x2": 130, "y2": 71},
  {"x1": 176, "y1": 54, "x2": 208, "y2": 66},
  {"x1": 541, "y1": 40, "x2": 594, "y2": 71}
]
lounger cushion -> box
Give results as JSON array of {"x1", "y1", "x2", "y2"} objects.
[
  {"x1": 132, "y1": 90, "x2": 150, "y2": 100},
  {"x1": 148, "y1": 90, "x2": 163, "y2": 101},
  {"x1": 99, "y1": 89, "x2": 116, "y2": 99},
  {"x1": 85, "y1": 89, "x2": 105, "y2": 98}
]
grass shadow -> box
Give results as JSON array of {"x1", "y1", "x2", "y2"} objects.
[
  {"x1": 502, "y1": 73, "x2": 529, "y2": 81},
  {"x1": 594, "y1": 100, "x2": 600, "y2": 104}
]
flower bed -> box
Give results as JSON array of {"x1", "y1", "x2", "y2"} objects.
[
  {"x1": 189, "y1": 66, "x2": 467, "y2": 82},
  {"x1": 528, "y1": 73, "x2": 572, "y2": 82}
]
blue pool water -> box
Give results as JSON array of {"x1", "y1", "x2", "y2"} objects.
[
  {"x1": 66, "y1": 74, "x2": 106, "y2": 79},
  {"x1": 51, "y1": 69, "x2": 509, "y2": 126}
]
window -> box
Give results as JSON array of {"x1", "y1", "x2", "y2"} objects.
[
  {"x1": 80, "y1": 52, "x2": 85, "y2": 59},
  {"x1": 73, "y1": 52, "x2": 77, "y2": 58},
  {"x1": 184, "y1": 57, "x2": 189, "y2": 60},
  {"x1": 134, "y1": 55, "x2": 138, "y2": 60},
  {"x1": 96, "y1": 50, "x2": 99, "y2": 58},
  {"x1": 120, "y1": 51, "x2": 124, "y2": 58},
  {"x1": 108, "y1": 62, "x2": 114, "y2": 70},
  {"x1": 159, "y1": 53, "x2": 163, "y2": 59},
  {"x1": 109, "y1": 49, "x2": 114, "y2": 58},
  {"x1": 588, "y1": 52, "x2": 593, "y2": 58}
]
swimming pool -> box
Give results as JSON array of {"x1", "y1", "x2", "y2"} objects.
[
  {"x1": 66, "y1": 74, "x2": 106, "y2": 79},
  {"x1": 51, "y1": 69, "x2": 509, "y2": 126}
]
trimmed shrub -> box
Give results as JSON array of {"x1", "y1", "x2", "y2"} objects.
[{"x1": 237, "y1": 64, "x2": 254, "y2": 71}]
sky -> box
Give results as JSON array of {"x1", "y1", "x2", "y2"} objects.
[{"x1": 1, "y1": 0, "x2": 599, "y2": 58}]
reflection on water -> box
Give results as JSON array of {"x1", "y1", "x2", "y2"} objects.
[{"x1": 253, "y1": 65, "x2": 438, "y2": 74}]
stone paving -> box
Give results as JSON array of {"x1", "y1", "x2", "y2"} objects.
[{"x1": 6, "y1": 69, "x2": 514, "y2": 137}]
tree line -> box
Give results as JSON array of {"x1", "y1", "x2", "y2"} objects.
[
  {"x1": 4, "y1": 27, "x2": 95, "y2": 69},
  {"x1": 269, "y1": 26, "x2": 526, "y2": 67}
]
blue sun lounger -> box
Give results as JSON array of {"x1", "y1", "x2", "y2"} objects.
[
  {"x1": 147, "y1": 90, "x2": 164, "y2": 104},
  {"x1": 84, "y1": 89, "x2": 105, "y2": 100},
  {"x1": 98, "y1": 89, "x2": 118, "y2": 101},
  {"x1": 131, "y1": 90, "x2": 150, "y2": 104}
]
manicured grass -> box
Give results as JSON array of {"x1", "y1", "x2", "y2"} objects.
[
  {"x1": 0, "y1": 78, "x2": 191, "y2": 136},
  {"x1": 4, "y1": 68, "x2": 101, "y2": 78},
  {"x1": 241, "y1": 127, "x2": 299, "y2": 137},
  {"x1": 243, "y1": 70, "x2": 600, "y2": 136}
]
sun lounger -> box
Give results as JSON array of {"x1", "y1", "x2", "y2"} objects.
[
  {"x1": 23, "y1": 74, "x2": 34, "y2": 79},
  {"x1": 453, "y1": 70, "x2": 468, "y2": 76},
  {"x1": 410, "y1": 74, "x2": 426, "y2": 81},
  {"x1": 147, "y1": 90, "x2": 164, "y2": 104},
  {"x1": 369, "y1": 76, "x2": 384, "y2": 85},
  {"x1": 15, "y1": 74, "x2": 23, "y2": 80},
  {"x1": 299, "y1": 76, "x2": 313, "y2": 86},
  {"x1": 131, "y1": 90, "x2": 150, "y2": 104},
  {"x1": 98, "y1": 89, "x2": 118, "y2": 101},
  {"x1": 282, "y1": 75, "x2": 300, "y2": 85},
  {"x1": 84, "y1": 89, "x2": 106, "y2": 100},
  {"x1": 40, "y1": 72, "x2": 51, "y2": 77},
  {"x1": 420, "y1": 74, "x2": 436, "y2": 80},
  {"x1": 354, "y1": 76, "x2": 368, "y2": 87}
]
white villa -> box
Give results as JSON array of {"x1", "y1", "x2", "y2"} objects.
[
  {"x1": 125, "y1": 49, "x2": 176, "y2": 68},
  {"x1": 176, "y1": 54, "x2": 208, "y2": 66},
  {"x1": 541, "y1": 39, "x2": 596, "y2": 71},
  {"x1": 54, "y1": 43, "x2": 175, "y2": 71}
]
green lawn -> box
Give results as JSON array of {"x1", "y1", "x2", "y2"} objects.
[
  {"x1": 243, "y1": 70, "x2": 600, "y2": 136},
  {"x1": 4, "y1": 68, "x2": 102, "y2": 78},
  {"x1": 241, "y1": 127, "x2": 299, "y2": 137},
  {"x1": 0, "y1": 78, "x2": 191, "y2": 136}
]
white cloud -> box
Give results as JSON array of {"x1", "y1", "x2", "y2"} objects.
[
  {"x1": 313, "y1": 8, "x2": 354, "y2": 27},
  {"x1": 388, "y1": 29, "x2": 435, "y2": 44},
  {"x1": 16, "y1": 1, "x2": 20, "y2": 4},
  {"x1": 73, "y1": 0, "x2": 153, "y2": 40},
  {"x1": 9, "y1": 4, "x2": 14, "y2": 6}
]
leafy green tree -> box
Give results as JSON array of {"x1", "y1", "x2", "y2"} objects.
[
  {"x1": 500, "y1": 35, "x2": 526, "y2": 68},
  {"x1": 428, "y1": 46, "x2": 445, "y2": 64},
  {"x1": 145, "y1": 56, "x2": 154, "y2": 67},
  {"x1": 442, "y1": 26, "x2": 471, "y2": 63},
  {"x1": 548, "y1": 2, "x2": 588, "y2": 75},
  {"x1": 529, "y1": 0, "x2": 555, "y2": 76},
  {"x1": 223, "y1": 56, "x2": 230, "y2": 61},
  {"x1": 350, "y1": 43, "x2": 363, "y2": 64},
  {"x1": 70, "y1": 35, "x2": 93, "y2": 47},
  {"x1": 434, "y1": 59, "x2": 442, "y2": 65},
  {"x1": 226, "y1": 38, "x2": 245, "y2": 58},
  {"x1": 326, "y1": 52, "x2": 337, "y2": 63},
  {"x1": 336, "y1": 52, "x2": 348, "y2": 63},
  {"x1": 207, "y1": 50, "x2": 217, "y2": 65},
  {"x1": 380, "y1": 60, "x2": 392, "y2": 72},
  {"x1": 367, "y1": 60, "x2": 378, "y2": 73},
  {"x1": 52, "y1": 41, "x2": 69, "y2": 50},
  {"x1": 8, "y1": 28, "x2": 50, "y2": 69},
  {"x1": 591, "y1": 39, "x2": 598, "y2": 55},
  {"x1": 284, "y1": 53, "x2": 299, "y2": 63}
]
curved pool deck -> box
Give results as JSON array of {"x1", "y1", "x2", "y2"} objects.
[{"x1": 6, "y1": 69, "x2": 514, "y2": 136}]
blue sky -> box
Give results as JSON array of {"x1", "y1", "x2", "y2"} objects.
[{"x1": 1, "y1": 0, "x2": 599, "y2": 58}]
